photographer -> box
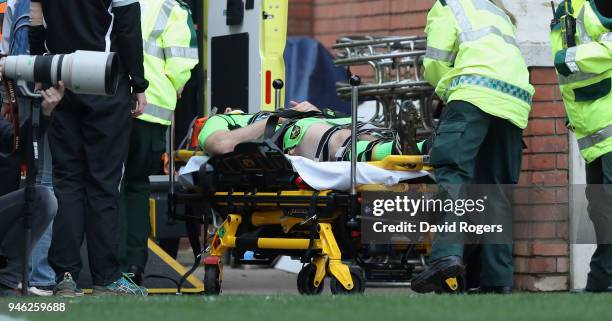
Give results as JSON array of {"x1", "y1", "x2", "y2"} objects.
[
  {"x1": 0, "y1": 81, "x2": 63, "y2": 297},
  {"x1": 0, "y1": 0, "x2": 58, "y2": 297},
  {"x1": 29, "y1": 0, "x2": 149, "y2": 297}
]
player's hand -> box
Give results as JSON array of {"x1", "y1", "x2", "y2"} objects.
[
  {"x1": 290, "y1": 101, "x2": 320, "y2": 113},
  {"x1": 132, "y1": 92, "x2": 147, "y2": 117},
  {"x1": 40, "y1": 81, "x2": 65, "y2": 116}
]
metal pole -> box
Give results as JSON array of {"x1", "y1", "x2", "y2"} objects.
[
  {"x1": 170, "y1": 113, "x2": 176, "y2": 194},
  {"x1": 168, "y1": 113, "x2": 176, "y2": 225}
]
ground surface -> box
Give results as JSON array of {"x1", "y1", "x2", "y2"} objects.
[
  {"x1": 1, "y1": 253, "x2": 609, "y2": 321},
  {"x1": 1, "y1": 293, "x2": 611, "y2": 321}
]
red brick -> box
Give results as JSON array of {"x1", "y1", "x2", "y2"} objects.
[
  {"x1": 517, "y1": 171, "x2": 534, "y2": 186},
  {"x1": 514, "y1": 204, "x2": 568, "y2": 222},
  {"x1": 514, "y1": 257, "x2": 529, "y2": 273},
  {"x1": 557, "y1": 257, "x2": 569, "y2": 273},
  {"x1": 531, "y1": 242, "x2": 568, "y2": 256},
  {"x1": 529, "y1": 102, "x2": 567, "y2": 118},
  {"x1": 514, "y1": 222, "x2": 559, "y2": 240},
  {"x1": 531, "y1": 171, "x2": 568, "y2": 186},
  {"x1": 555, "y1": 118, "x2": 569, "y2": 134},
  {"x1": 525, "y1": 119, "x2": 557, "y2": 136},
  {"x1": 314, "y1": 0, "x2": 390, "y2": 19},
  {"x1": 528, "y1": 257, "x2": 557, "y2": 273},
  {"x1": 533, "y1": 84, "x2": 562, "y2": 102},
  {"x1": 514, "y1": 187, "x2": 557, "y2": 205},
  {"x1": 528, "y1": 154, "x2": 557, "y2": 171},
  {"x1": 525, "y1": 136, "x2": 568, "y2": 154},
  {"x1": 530, "y1": 222, "x2": 557, "y2": 239},
  {"x1": 512, "y1": 187, "x2": 530, "y2": 204},
  {"x1": 530, "y1": 68, "x2": 560, "y2": 85},
  {"x1": 514, "y1": 275, "x2": 536, "y2": 291},
  {"x1": 556, "y1": 154, "x2": 569, "y2": 169},
  {"x1": 390, "y1": 0, "x2": 435, "y2": 13},
  {"x1": 513, "y1": 241, "x2": 532, "y2": 256},
  {"x1": 390, "y1": 12, "x2": 427, "y2": 30},
  {"x1": 556, "y1": 222, "x2": 569, "y2": 239},
  {"x1": 556, "y1": 187, "x2": 569, "y2": 203}
]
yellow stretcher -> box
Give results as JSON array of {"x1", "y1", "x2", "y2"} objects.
[{"x1": 173, "y1": 139, "x2": 433, "y2": 295}]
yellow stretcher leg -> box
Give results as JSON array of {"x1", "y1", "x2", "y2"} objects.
[
  {"x1": 206, "y1": 215, "x2": 354, "y2": 291},
  {"x1": 318, "y1": 223, "x2": 353, "y2": 291}
]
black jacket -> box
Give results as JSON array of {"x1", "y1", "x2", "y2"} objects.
[
  {"x1": 595, "y1": 0, "x2": 612, "y2": 18},
  {"x1": 30, "y1": 0, "x2": 148, "y2": 93},
  {"x1": 0, "y1": 118, "x2": 14, "y2": 155}
]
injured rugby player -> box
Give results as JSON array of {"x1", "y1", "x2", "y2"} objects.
[{"x1": 198, "y1": 102, "x2": 418, "y2": 162}]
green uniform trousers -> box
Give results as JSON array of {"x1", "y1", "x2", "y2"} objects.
[
  {"x1": 119, "y1": 119, "x2": 167, "y2": 270},
  {"x1": 428, "y1": 100, "x2": 523, "y2": 287},
  {"x1": 585, "y1": 151, "x2": 612, "y2": 291}
]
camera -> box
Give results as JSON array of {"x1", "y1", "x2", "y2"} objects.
[{"x1": 3, "y1": 50, "x2": 119, "y2": 96}]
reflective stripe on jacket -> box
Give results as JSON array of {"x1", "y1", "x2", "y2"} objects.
[
  {"x1": 551, "y1": 0, "x2": 612, "y2": 163},
  {"x1": 424, "y1": 0, "x2": 534, "y2": 129},
  {"x1": 139, "y1": 0, "x2": 198, "y2": 125}
]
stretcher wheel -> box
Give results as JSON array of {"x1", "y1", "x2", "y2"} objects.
[
  {"x1": 204, "y1": 265, "x2": 221, "y2": 295},
  {"x1": 330, "y1": 267, "x2": 365, "y2": 295},
  {"x1": 297, "y1": 264, "x2": 324, "y2": 295}
]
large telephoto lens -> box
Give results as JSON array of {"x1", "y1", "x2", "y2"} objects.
[{"x1": 3, "y1": 51, "x2": 119, "y2": 96}]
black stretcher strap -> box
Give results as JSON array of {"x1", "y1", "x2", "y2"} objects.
[
  {"x1": 314, "y1": 125, "x2": 344, "y2": 162},
  {"x1": 301, "y1": 191, "x2": 320, "y2": 263}
]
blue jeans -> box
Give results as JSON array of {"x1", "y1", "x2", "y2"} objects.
[
  {"x1": 0, "y1": 186, "x2": 56, "y2": 288},
  {"x1": 29, "y1": 223, "x2": 55, "y2": 287},
  {"x1": 29, "y1": 132, "x2": 56, "y2": 287}
]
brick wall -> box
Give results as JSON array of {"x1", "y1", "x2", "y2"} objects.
[
  {"x1": 288, "y1": 0, "x2": 314, "y2": 36},
  {"x1": 513, "y1": 68, "x2": 570, "y2": 291},
  {"x1": 288, "y1": 0, "x2": 571, "y2": 291}
]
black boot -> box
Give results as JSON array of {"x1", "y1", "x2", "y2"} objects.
[
  {"x1": 127, "y1": 265, "x2": 144, "y2": 286},
  {"x1": 411, "y1": 255, "x2": 465, "y2": 294}
]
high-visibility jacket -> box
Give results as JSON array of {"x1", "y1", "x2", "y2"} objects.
[
  {"x1": 0, "y1": 1, "x2": 7, "y2": 42},
  {"x1": 551, "y1": 0, "x2": 612, "y2": 163},
  {"x1": 139, "y1": 0, "x2": 198, "y2": 126},
  {"x1": 424, "y1": 0, "x2": 534, "y2": 129}
]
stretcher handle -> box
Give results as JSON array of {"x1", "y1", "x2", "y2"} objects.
[
  {"x1": 273, "y1": 79, "x2": 284, "y2": 110},
  {"x1": 349, "y1": 75, "x2": 361, "y2": 196}
]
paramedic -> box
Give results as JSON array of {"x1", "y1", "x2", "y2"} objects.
[
  {"x1": 119, "y1": 0, "x2": 198, "y2": 285},
  {"x1": 551, "y1": 0, "x2": 612, "y2": 292},
  {"x1": 411, "y1": 0, "x2": 533, "y2": 294}
]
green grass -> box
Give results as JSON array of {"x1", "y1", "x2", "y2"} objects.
[{"x1": 1, "y1": 293, "x2": 611, "y2": 321}]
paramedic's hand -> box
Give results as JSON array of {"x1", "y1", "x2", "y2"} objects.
[
  {"x1": 40, "y1": 81, "x2": 65, "y2": 116},
  {"x1": 177, "y1": 87, "x2": 184, "y2": 99},
  {"x1": 290, "y1": 101, "x2": 320, "y2": 113},
  {"x1": 132, "y1": 92, "x2": 147, "y2": 117}
]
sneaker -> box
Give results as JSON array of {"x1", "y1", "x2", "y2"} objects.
[
  {"x1": 92, "y1": 273, "x2": 148, "y2": 296},
  {"x1": 75, "y1": 287, "x2": 85, "y2": 297},
  {"x1": 0, "y1": 283, "x2": 20, "y2": 297},
  {"x1": 53, "y1": 272, "x2": 78, "y2": 298},
  {"x1": 28, "y1": 285, "x2": 55, "y2": 297}
]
